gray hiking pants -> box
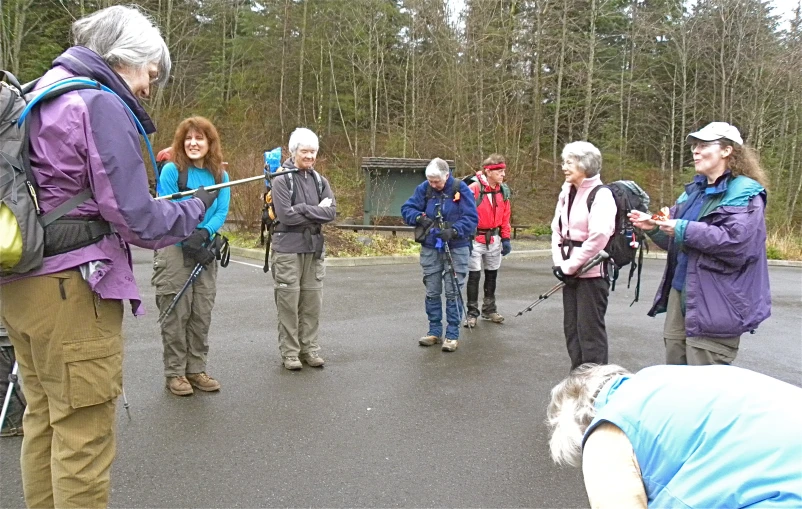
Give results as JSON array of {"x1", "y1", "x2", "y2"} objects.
[{"x1": 270, "y1": 252, "x2": 325, "y2": 359}]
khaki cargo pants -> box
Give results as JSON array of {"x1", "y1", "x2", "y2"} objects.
[
  {"x1": 0, "y1": 270, "x2": 123, "y2": 508},
  {"x1": 152, "y1": 246, "x2": 218, "y2": 377},
  {"x1": 270, "y1": 252, "x2": 325, "y2": 359}
]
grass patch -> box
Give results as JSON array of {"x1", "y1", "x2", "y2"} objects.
[
  {"x1": 766, "y1": 230, "x2": 802, "y2": 260},
  {"x1": 222, "y1": 224, "x2": 420, "y2": 258}
]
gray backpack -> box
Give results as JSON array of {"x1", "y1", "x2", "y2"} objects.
[{"x1": 0, "y1": 72, "x2": 120, "y2": 276}]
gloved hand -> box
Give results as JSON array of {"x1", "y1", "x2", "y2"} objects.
[
  {"x1": 438, "y1": 227, "x2": 458, "y2": 242},
  {"x1": 552, "y1": 266, "x2": 578, "y2": 287},
  {"x1": 416, "y1": 215, "x2": 434, "y2": 230},
  {"x1": 319, "y1": 197, "x2": 333, "y2": 207},
  {"x1": 194, "y1": 186, "x2": 218, "y2": 210},
  {"x1": 501, "y1": 238, "x2": 511, "y2": 256},
  {"x1": 190, "y1": 247, "x2": 216, "y2": 266},
  {"x1": 183, "y1": 229, "x2": 210, "y2": 252}
]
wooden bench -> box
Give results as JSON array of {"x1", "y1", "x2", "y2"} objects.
[
  {"x1": 511, "y1": 225, "x2": 530, "y2": 239},
  {"x1": 334, "y1": 224, "x2": 534, "y2": 240},
  {"x1": 333, "y1": 224, "x2": 414, "y2": 237}
]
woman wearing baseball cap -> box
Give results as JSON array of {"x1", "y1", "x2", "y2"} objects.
[{"x1": 627, "y1": 122, "x2": 771, "y2": 365}]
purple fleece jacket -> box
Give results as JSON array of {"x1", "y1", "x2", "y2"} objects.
[{"x1": 0, "y1": 47, "x2": 206, "y2": 315}]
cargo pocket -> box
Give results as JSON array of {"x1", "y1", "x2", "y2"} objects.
[
  {"x1": 63, "y1": 335, "x2": 123, "y2": 409},
  {"x1": 271, "y1": 253, "x2": 298, "y2": 288},
  {"x1": 314, "y1": 258, "x2": 326, "y2": 282}
]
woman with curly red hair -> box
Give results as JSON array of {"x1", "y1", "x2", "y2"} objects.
[{"x1": 152, "y1": 116, "x2": 230, "y2": 395}]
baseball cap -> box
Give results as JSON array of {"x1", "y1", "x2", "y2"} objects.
[{"x1": 686, "y1": 122, "x2": 743, "y2": 146}]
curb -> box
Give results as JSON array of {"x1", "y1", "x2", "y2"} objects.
[{"x1": 228, "y1": 246, "x2": 802, "y2": 268}]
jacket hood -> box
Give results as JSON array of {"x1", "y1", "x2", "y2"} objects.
[{"x1": 52, "y1": 46, "x2": 156, "y2": 134}]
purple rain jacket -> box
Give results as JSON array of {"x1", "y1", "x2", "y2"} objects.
[
  {"x1": 0, "y1": 47, "x2": 206, "y2": 315},
  {"x1": 646, "y1": 174, "x2": 771, "y2": 338}
]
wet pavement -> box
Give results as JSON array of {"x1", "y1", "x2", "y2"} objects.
[{"x1": 1, "y1": 247, "x2": 800, "y2": 508}]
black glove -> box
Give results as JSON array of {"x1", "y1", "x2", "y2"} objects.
[
  {"x1": 190, "y1": 247, "x2": 216, "y2": 266},
  {"x1": 501, "y1": 238, "x2": 511, "y2": 256},
  {"x1": 552, "y1": 266, "x2": 578, "y2": 287},
  {"x1": 438, "y1": 227, "x2": 458, "y2": 242},
  {"x1": 416, "y1": 215, "x2": 434, "y2": 230},
  {"x1": 194, "y1": 186, "x2": 218, "y2": 210},
  {"x1": 183, "y1": 229, "x2": 209, "y2": 252}
]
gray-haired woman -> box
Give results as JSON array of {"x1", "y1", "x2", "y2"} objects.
[
  {"x1": 0, "y1": 6, "x2": 215, "y2": 507},
  {"x1": 547, "y1": 363, "x2": 802, "y2": 508},
  {"x1": 550, "y1": 142, "x2": 617, "y2": 370}
]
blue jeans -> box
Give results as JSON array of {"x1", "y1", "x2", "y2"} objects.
[{"x1": 420, "y1": 246, "x2": 469, "y2": 340}]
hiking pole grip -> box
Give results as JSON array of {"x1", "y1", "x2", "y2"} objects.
[{"x1": 515, "y1": 250, "x2": 609, "y2": 317}]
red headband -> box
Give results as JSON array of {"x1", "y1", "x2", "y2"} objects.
[{"x1": 483, "y1": 163, "x2": 506, "y2": 171}]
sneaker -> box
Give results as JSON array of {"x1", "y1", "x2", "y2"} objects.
[
  {"x1": 482, "y1": 312, "x2": 505, "y2": 323},
  {"x1": 283, "y1": 356, "x2": 303, "y2": 370},
  {"x1": 419, "y1": 335, "x2": 439, "y2": 347},
  {"x1": 301, "y1": 351, "x2": 325, "y2": 367},
  {"x1": 442, "y1": 339, "x2": 458, "y2": 352},
  {"x1": 186, "y1": 372, "x2": 221, "y2": 392},
  {"x1": 166, "y1": 376, "x2": 193, "y2": 396},
  {"x1": 464, "y1": 316, "x2": 478, "y2": 328}
]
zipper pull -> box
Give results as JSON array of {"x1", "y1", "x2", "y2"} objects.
[{"x1": 26, "y1": 181, "x2": 42, "y2": 214}]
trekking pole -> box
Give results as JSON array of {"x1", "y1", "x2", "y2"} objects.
[
  {"x1": 155, "y1": 169, "x2": 302, "y2": 201},
  {"x1": 157, "y1": 263, "x2": 204, "y2": 324},
  {"x1": 435, "y1": 203, "x2": 472, "y2": 331},
  {"x1": 121, "y1": 388, "x2": 131, "y2": 420},
  {"x1": 515, "y1": 250, "x2": 610, "y2": 317},
  {"x1": 0, "y1": 361, "x2": 19, "y2": 432}
]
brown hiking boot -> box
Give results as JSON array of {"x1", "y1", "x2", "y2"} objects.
[
  {"x1": 166, "y1": 376, "x2": 193, "y2": 396},
  {"x1": 442, "y1": 339, "x2": 459, "y2": 352},
  {"x1": 186, "y1": 372, "x2": 221, "y2": 392},
  {"x1": 482, "y1": 312, "x2": 505, "y2": 323},
  {"x1": 419, "y1": 335, "x2": 439, "y2": 347},
  {"x1": 301, "y1": 351, "x2": 325, "y2": 367},
  {"x1": 283, "y1": 356, "x2": 303, "y2": 370}
]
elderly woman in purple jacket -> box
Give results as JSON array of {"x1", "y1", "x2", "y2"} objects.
[
  {"x1": 0, "y1": 6, "x2": 215, "y2": 508},
  {"x1": 628, "y1": 122, "x2": 770, "y2": 365}
]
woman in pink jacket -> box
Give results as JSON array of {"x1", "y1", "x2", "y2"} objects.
[{"x1": 550, "y1": 141, "x2": 617, "y2": 370}]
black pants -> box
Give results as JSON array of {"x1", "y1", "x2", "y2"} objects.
[{"x1": 562, "y1": 277, "x2": 609, "y2": 370}]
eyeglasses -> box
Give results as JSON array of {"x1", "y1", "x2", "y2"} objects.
[{"x1": 690, "y1": 141, "x2": 720, "y2": 151}]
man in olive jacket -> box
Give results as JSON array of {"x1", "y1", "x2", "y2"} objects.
[{"x1": 269, "y1": 128, "x2": 336, "y2": 370}]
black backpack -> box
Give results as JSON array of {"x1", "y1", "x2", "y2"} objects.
[
  {"x1": 260, "y1": 169, "x2": 324, "y2": 271},
  {"x1": 587, "y1": 180, "x2": 651, "y2": 304}
]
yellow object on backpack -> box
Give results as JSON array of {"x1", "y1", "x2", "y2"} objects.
[{"x1": 0, "y1": 203, "x2": 23, "y2": 270}]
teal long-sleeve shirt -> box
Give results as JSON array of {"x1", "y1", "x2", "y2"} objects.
[{"x1": 158, "y1": 162, "x2": 230, "y2": 238}]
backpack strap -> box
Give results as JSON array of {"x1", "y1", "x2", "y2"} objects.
[
  {"x1": 313, "y1": 169, "x2": 324, "y2": 201},
  {"x1": 586, "y1": 184, "x2": 604, "y2": 211},
  {"x1": 177, "y1": 168, "x2": 189, "y2": 192},
  {"x1": 39, "y1": 188, "x2": 93, "y2": 227}
]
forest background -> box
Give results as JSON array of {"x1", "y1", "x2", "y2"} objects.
[{"x1": 3, "y1": 0, "x2": 802, "y2": 256}]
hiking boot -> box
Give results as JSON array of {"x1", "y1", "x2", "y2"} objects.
[
  {"x1": 186, "y1": 372, "x2": 221, "y2": 392},
  {"x1": 442, "y1": 339, "x2": 458, "y2": 352},
  {"x1": 166, "y1": 376, "x2": 193, "y2": 396},
  {"x1": 0, "y1": 426, "x2": 23, "y2": 437},
  {"x1": 482, "y1": 312, "x2": 505, "y2": 323},
  {"x1": 419, "y1": 335, "x2": 439, "y2": 347},
  {"x1": 283, "y1": 356, "x2": 303, "y2": 370},
  {"x1": 464, "y1": 316, "x2": 478, "y2": 328},
  {"x1": 301, "y1": 351, "x2": 325, "y2": 367}
]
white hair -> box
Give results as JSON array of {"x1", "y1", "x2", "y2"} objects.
[
  {"x1": 289, "y1": 128, "x2": 319, "y2": 154},
  {"x1": 562, "y1": 141, "x2": 602, "y2": 178},
  {"x1": 546, "y1": 363, "x2": 631, "y2": 467},
  {"x1": 425, "y1": 158, "x2": 449, "y2": 180},
  {"x1": 72, "y1": 5, "x2": 171, "y2": 86}
]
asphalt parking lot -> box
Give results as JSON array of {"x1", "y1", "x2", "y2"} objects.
[{"x1": 1, "y1": 247, "x2": 799, "y2": 508}]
